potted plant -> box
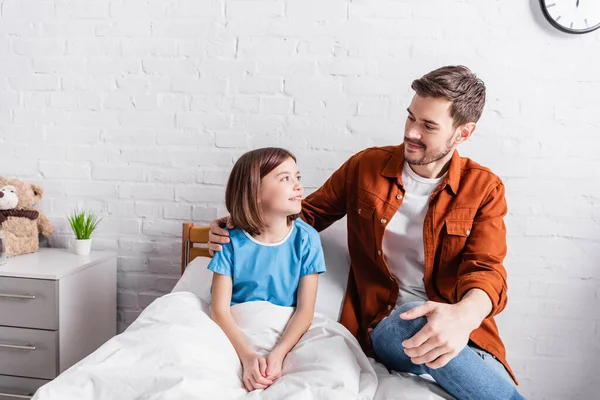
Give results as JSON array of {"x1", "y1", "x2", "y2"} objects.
[{"x1": 67, "y1": 210, "x2": 102, "y2": 255}]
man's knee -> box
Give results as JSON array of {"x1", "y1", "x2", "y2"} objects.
[
  {"x1": 373, "y1": 301, "x2": 428, "y2": 341},
  {"x1": 396, "y1": 301, "x2": 426, "y2": 315}
]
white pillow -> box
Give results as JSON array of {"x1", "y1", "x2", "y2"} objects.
[
  {"x1": 314, "y1": 220, "x2": 350, "y2": 321},
  {"x1": 172, "y1": 219, "x2": 350, "y2": 322},
  {"x1": 171, "y1": 256, "x2": 213, "y2": 303}
]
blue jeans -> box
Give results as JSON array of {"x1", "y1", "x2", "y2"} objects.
[{"x1": 371, "y1": 302, "x2": 524, "y2": 400}]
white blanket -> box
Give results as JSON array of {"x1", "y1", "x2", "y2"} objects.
[
  {"x1": 170, "y1": 255, "x2": 453, "y2": 400},
  {"x1": 33, "y1": 292, "x2": 378, "y2": 400}
]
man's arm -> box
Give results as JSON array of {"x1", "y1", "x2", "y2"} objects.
[
  {"x1": 300, "y1": 154, "x2": 356, "y2": 232},
  {"x1": 455, "y1": 180, "x2": 508, "y2": 318},
  {"x1": 400, "y1": 180, "x2": 509, "y2": 368}
]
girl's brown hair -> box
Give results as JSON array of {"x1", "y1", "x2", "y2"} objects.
[{"x1": 225, "y1": 147, "x2": 298, "y2": 236}]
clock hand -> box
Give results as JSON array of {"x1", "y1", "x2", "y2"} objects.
[{"x1": 576, "y1": 0, "x2": 580, "y2": 7}]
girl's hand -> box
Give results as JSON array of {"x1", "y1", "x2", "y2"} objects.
[
  {"x1": 240, "y1": 353, "x2": 273, "y2": 391},
  {"x1": 265, "y1": 349, "x2": 285, "y2": 381}
]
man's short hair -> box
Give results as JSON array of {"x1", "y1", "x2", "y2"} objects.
[{"x1": 412, "y1": 65, "x2": 486, "y2": 127}]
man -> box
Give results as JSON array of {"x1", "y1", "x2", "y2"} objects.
[{"x1": 209, "y1": 66, "x2": 523, "y2": 400}]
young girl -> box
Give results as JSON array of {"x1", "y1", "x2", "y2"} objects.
[{"x1": 207, "y1": 147, "x2": 326, "y2": 392}]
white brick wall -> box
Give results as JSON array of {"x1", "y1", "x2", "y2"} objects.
[{"x1": 1, "y1": 1, "x2": 599, "y2": 397}]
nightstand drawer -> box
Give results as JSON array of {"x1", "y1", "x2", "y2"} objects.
[
  {"x1": 0, "y1": 327, "x2": 58, "y2": 380},
  {"x1": 0, "y1": 277, "x2": 58, "y2": 330},
  {"x1": 0, "y1": 375, "x2": 49, "y2": 399}
]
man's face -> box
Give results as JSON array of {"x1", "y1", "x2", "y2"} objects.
[{"x1": 403, "y1": 94, "x2": 460, "y2": 166}]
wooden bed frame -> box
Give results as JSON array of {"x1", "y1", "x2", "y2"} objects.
[{"x1": 181, "y1": 222, "x2": 212, "y2": 275}]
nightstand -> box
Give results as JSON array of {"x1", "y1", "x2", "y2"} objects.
[{"x1": 0, "y1": 248, "x2": 117, "y2": 399}]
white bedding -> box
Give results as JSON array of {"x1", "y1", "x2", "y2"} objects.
[
  {"x1": 170, "y1": 221, "x2": 453, "y2": 400},
  {"x1": 34, "y1": 221, "x2": 454, "y2": 400},
  {"x1": 33, "y1": 291, "x2": 378, "y2": 400}
]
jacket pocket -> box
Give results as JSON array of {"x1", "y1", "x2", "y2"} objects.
[
  {"x1": 349, "y1": 197, "x2": 375, "y2": 220},
  {"x1": 441, "y1": 219, "x2": 474, "y2": 274},
  {"x1": 445, "y1": 219, "x2": 473, "y2": 237},
  {"x1": 438, "y1": 220, "x2": 475, "y2": 303},
  {"x1": 348, "y1": 197, "x2": 376, "y2": 258}
]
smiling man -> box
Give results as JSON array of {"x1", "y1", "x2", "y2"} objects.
[{"x1": 209, "y1": 66, "x2": 523, "y2": 399}]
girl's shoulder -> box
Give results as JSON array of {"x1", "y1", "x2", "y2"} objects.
[
  {"x1": 293, "y1": 219, "x2": 321, "y2": 244},
  {"x1": 227, "y1": 227, "x2": 247, "y2": 243}
]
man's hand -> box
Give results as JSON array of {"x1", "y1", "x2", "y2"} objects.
[
  {"x1": 208, "y1": 216, "x2": 233, "y2": 255},
  {"x1": 400, "y1": 290, "x2": 491, "y2": 369},
  {"x1": 240, "y1": 353, "x2": 273, "y2": 391}
]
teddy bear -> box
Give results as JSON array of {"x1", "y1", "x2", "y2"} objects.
[{"x1": 0, "y1": 177, "x2": 54, "y2": 257}]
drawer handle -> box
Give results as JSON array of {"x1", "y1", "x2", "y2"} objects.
[
  {"x1": 0, "y1": 294, "x2": 36, "y2": 300},
  {"x1": 0, "y1": 343, "x2": 37, "y2": 351},
  {"x1": 0, "y1": 392, "x2": 33, "y2": 399}
]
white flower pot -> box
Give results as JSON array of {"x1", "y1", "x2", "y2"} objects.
[{"x1": 74, "y1": 239, "x2": 92, "y2": 256}]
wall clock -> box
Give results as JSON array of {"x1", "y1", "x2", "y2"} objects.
[{"x1": 540, "y1": 0, "x2": 600, "y2": 34}]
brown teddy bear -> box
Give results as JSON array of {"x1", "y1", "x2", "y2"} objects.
[{"x1": 0, "y1": 177, "x2": 54, "y2": 257}]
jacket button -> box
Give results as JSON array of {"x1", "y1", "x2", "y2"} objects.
[
  {"x1": 380, "y1": 218, "x2": 387, "y2": 224},
  {"x1": 377, "y1": 250, "x2": 382, "y2": 256},
  {"x1": 466, "y1": 229, "x2": 471, "y2": 236},
  {"x1": 367, "y1": 327, "x2": 373, "y2": 333},
  {"x1": 357, "y1": 208, "x2": 362, "y2": 214},
  {"x1": 387, "y1": 305, "x2": 392, "y2": 311},
  {"x1": 396, "y1": 194, "x2": 403, "y2": 200}
]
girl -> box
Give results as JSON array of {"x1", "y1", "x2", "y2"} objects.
[{"x1": 207, "y1": 147, "x2": 326, "y2": 392}]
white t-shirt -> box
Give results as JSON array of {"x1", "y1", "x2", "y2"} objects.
[{"x1": 382, "y1": 162, "x2": 446, "y2": 307}]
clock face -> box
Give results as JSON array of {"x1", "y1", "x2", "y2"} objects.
[{"x1": 541, "y1": 0, "x2": 600, "y2": 34}]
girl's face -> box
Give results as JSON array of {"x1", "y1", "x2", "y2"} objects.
[{"x1": 259, "y1": 157, "x2": 303, "y2": 218}]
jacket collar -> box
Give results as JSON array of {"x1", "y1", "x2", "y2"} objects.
[{"x1": 380, "y1": 144, "x2": 461, "y2": 195}]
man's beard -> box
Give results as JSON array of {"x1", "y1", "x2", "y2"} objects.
[{"x1": 404, "y1": 136, "x2": 454, "y2": 166}]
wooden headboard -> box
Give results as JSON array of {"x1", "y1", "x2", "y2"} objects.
[{"x1": 181, "y1": 222, "x2": 212, "y2": 275}]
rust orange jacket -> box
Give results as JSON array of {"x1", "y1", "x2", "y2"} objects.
[{"x1": 301, "y1": 144, "x2": 516, "y2": 383}]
